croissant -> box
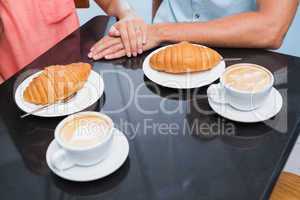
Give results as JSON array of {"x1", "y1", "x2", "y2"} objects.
[
  {"x1": 150, "y1": 42, "x2": 222, "y2": 74},
  {"x1": 23, "y1": 62, "x2": 91, "y2": 105}
]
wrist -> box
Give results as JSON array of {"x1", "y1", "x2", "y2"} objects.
[
  {"x1": 150, "y1": 24, "x2": 165, "y2": 44},
  {"x1": 118, "y1": 8, "x2": 136, "y2": 19}
]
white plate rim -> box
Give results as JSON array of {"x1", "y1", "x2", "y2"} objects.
[
  {"x1": 14, "y1": 70, "x2": 104, "y2": 117},
  {"x1": 46, "y1": 128, "x2": 129, "y2": 182},
  {"x1": 207, "y1": 87, "x2": 283, "y2": 123},
  {"x1": 143, "y1": 44, "x2": 225, "y2": 89}
]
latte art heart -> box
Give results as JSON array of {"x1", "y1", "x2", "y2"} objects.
[
  {"x1": 223, "y1": 65, "x2": 271, "y2": 92},
  {"x1": 60, "y1": 115, "x2": 111, "y2": 148}
]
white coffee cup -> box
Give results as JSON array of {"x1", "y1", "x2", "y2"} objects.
[
  {"x1": 51, "y1": 111, "x2": 114, "y2": 171},
  {"x1": 208, "y1": 63, "x2": 274, "y2": 111}
]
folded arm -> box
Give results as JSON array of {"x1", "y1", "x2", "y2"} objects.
[
  {"x1": 92, "y1": 0, "x2": 299, "y2": 60},
  {"x1": 153, "y1": 0, "x2": 298, "y2": 49}
]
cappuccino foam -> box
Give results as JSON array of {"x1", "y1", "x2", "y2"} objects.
[
  {"x1": 223, "y1": 65, "x2": 271, "y2": 92},
  {"x1": 60, "y1": 115, "x2": 110, "y2": 148}
]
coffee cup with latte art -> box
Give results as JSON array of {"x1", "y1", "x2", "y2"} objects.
[
  {"x1": 208, "y1": 63, "x2": 274, "y2": 111},
  {"x1": 51, "y1": 112, "x2": 114, "y2": 171}
]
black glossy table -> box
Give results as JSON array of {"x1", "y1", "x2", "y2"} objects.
[{"x1": 0, "y1": 16, "x2": 300, "y2": 200}]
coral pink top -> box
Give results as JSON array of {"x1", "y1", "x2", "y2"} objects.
[{"x1": 0, "y1": 0, "x2": 79, "y2": 80}]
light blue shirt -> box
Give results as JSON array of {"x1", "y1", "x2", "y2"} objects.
[{"x1": 154, "y1": 0, "x2": 256, "y2": 23}]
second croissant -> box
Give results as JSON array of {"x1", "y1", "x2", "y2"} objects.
[{"x1": 150, "y1": 42, "x2": 222, "y2": 74}]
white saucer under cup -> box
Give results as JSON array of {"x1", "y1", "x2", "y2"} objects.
[
  {"x1": 15, "y1": 70, "x2": 104, "y2": 117},
  {"x1": 143, "y1": 44, "x2": 225, "y2": 89},
  {"x1": 46, "y1": 128, "x2": 129, "y2": 182},
  {"x1": 207, "y1": 86, "x2": 283, "y2": 123}
]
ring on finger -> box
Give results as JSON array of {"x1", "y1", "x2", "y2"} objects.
[{"x1": 135, "y1": 26, "x2": 142, "y2": 32}]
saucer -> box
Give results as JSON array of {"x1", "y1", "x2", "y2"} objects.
[
  {"x1": 15, "y1": 70, "x2": 104, "y2": 117},
  {"x1": 143, "y1": 44, "x2": 225, "y2": 89},
  {"x1": 46, "y1": 128, "x2": 129, "y2": 182},
  {"x1": 207, "y1": 87, "x2": 283, "y2": 123}
]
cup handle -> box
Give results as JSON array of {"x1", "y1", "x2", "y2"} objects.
[
  {"x1": 51, "y1": 148, "x2": 75, "y2": 171},
  {"x1": 207, "y1": 83, "x2": 228, "y2": 104}
]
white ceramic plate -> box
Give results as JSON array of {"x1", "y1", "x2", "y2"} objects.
[
  {"x1": 207, "y1": 87, "x2": 283, "y2": 123},
  {"x1": 15, "y1": 70, "x2": 104, "y2": 117},
  {"x1": 143, "y1": 44, "x2": 225, "y2": 89},
  {"x1": 46, "y1": 128, "x2": 129, "y2": 182}
]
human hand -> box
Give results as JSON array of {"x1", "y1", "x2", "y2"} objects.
[
  {"x1": 88, "y1": 36, "x2": 124, "y2": 60},
  {"x1": 89, "y1": 24, "x2": 161, "y2": 60},
  {"x1": 110, "y1": 13, "x2": 147, "y2": 57},
  {"x1": 89, "y1": 13, "x2": 147, "y2": 59}
]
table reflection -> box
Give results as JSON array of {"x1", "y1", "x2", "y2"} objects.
[
  {"x1": 51, "y1": 158, "x2": 130, "y2": 196},
  {"x1": 144, "y1": 74, "x2": 278, "y2": 149}
]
